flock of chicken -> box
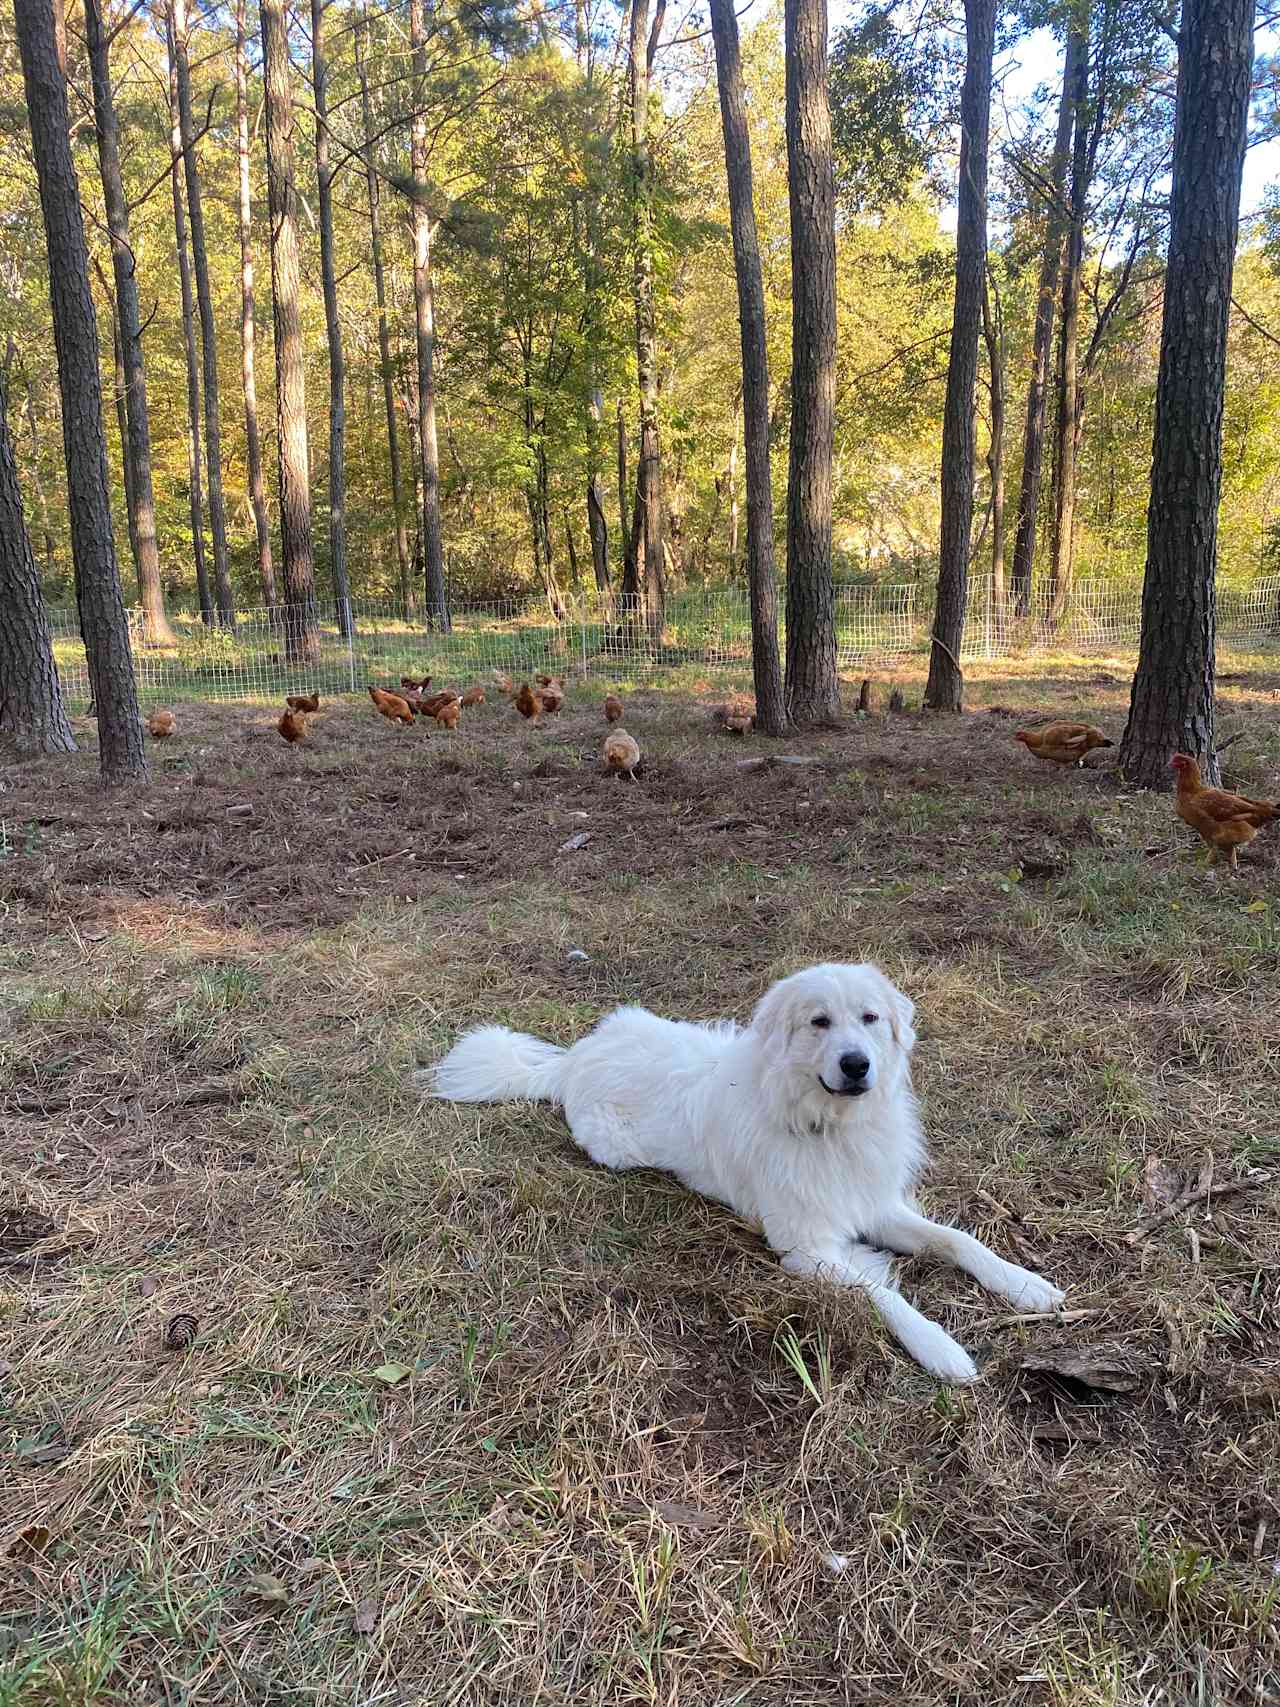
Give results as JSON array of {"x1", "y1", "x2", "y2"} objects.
[
  {"x1": 266, "y1": 669, "x2": 644, "y2": 778},
  {"x1": 1013, "y1": 717, "x2": 1279, "y2": 870},
  {"x1": 145, "y1": 694, "x2": 1276, "y2": 868}
]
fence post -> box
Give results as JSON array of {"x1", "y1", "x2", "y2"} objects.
[
  {"x1": 580, "y1": 597, "x2": 590, "y2": 681},
  {"x1": 346, "y1": 601, "x2": 356, "y2": 693}
]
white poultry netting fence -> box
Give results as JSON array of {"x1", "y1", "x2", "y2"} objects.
[{"x1": 45, "y1": 576, "x2": 1280, "y2": 710}]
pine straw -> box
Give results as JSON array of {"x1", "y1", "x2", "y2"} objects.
[{"x1": 2, "y1": 653, "x2": 1279, "y2": 1706}]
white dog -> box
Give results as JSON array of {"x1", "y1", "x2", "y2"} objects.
[{"x1": 428, "y1": 963, "x2": 1063, "y2": 1381}]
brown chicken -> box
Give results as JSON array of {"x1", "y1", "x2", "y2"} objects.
[
  {"x1": 714, "y1": 695, "x2": 756, "y2": 736},
  {"x1": 401, "y1": 675, "x2": 431, "y2": 693},
  {"x1": 435, "y1": 699, "x2": 461, "y2": 731},
  {"x1": 460, "y1": 684, "x2": 486, "y2": 707},
  {"x1": 491, "y1": 671, "x2": 515, "y2": 698},
  {"x1": 1171, "y1": 753, "x2": 1279, "y2": 869},
  {"x1": 537, "y1": 683, "x2": 564, "y2": 715},
  {"x1": 1013, "y1": 721, "x2": 1113, "y2": 768},
  {"x1": 369, "y1": 686, "x2": 416, "y2": 726},
  {"x1": 603, "y1": 694, "x2": 624, "y2": 724},
  {"x1": 603, "y1": 729, "x2": 641, "y2": 779},
  {"x1": 147, "y1": 708, "x2": 176, "y2": 739},
  {"x1": 418, "y1": 690, "x2": 460, "y2": 719},
  {"x1": 278, "y1": 707, "x2": 307, "y2": 744},
  {"x1": 515, "y1": 682, "x2": 540, "y2": 720},
  {"x1": 286, "y1": 692, "x2": 320, "y2": 714}
]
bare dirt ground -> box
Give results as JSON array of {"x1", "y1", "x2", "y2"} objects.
[{"x1": 2, "y1": 654, "x2": 1279, "y2": 1706}]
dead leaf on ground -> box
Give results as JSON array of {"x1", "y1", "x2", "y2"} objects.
[
  {"x1": 559, "y1": 831, "x2": 593, "y2": 852},
  {"x1": 352, "y1": 1596, "x2": 380, "y2": 1636},
  {"x1": 139, "y1": 1275, "x2": 157, "y2": 1298},
  {"x1": 246, "y1": 1572, "x2": 290, "y2": 1608},
  {"x1": 8, "y1": 1524, "x2": 52, "y2": 1558},
  {"x1": 1020, "y1": 1347, "x2": 1143, "y2": 1395},
  {"x1": 1142, "y1": 1155, "x2": 1186, "y2": 1213}
]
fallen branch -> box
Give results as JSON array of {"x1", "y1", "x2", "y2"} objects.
[
  {"x1": 1126, "y1": 1157, "x2": 1269, "y2": 1244},
  {"x1": 1212, "y1": 731, "x2": 1246, "y2": 758}
]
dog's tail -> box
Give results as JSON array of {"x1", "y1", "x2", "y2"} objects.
[{"x1": 424, "y1": 1025, "x2": 568, "y2": 1105}]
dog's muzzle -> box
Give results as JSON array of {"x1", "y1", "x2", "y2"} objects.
[{"x1": 819, "y1": 1052, "x2": 872, "y2": 1097}]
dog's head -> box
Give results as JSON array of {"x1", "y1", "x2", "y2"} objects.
[{"x1": 748, "y1": 963, "x2": 916, "y2": 1132}]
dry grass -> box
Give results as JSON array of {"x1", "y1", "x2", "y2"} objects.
[{"x1": 2, "y1": 652, "x2": 1280, "y2": 1706}]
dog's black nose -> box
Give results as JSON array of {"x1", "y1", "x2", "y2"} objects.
[{"x1": 839, "y1": 1051, "x2": 870, "y2": 1082}]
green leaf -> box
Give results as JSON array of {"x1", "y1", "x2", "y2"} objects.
[{"x1": 369, "y1": 1362, "x2": 413, "y2": 1387}]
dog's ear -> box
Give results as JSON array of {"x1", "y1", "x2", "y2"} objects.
[
  {"x1": 750, "y1": 978, "x2": 797, "y2": 1054},
  {"x1": 887, "y1": 983, "x2": 916, "y2": 1054}
]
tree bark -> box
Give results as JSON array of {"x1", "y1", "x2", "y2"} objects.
[
  {"x1": 85, "y1": 0, "x2": 173, "y2": 645},
  {"x1": 710, "y1": 0, "x2": 787, "y2": 734},
  {"x1": 15, "y1": 0, "x2": 145, "y2": 783},
  {"x1": 261, "y1": 0, "x2": 319, "y2": 663},
  {"x1": 234, "y1": 0, "x2": 275, "y2": 608},
  {"x1": 627, "y1": 0, "x2": 665, "y2": 640},
  {"x1": 1119, "y1": 0, "x2": 1254, "y2": 790},
  {"x1": 1010, "y1": 29, "x2": 1079, "y2": 617},
  {"x1": 409, "y1": 0, "x2": 450, "y2": 630},
  {"x1": 924, "y1": 0, "x2": 994, "y2": 713},
  {"x1": 982, "y1": 269, "x2": 1006, "y2": 624},
  {"x1": 310, "y1": 0, "x2": 352, "y2": 635},
  {"x1": 170, "y1": 0, "x2": 234, "y2": 626},
  {"x1": 0, "y1": 377, "x2": 76, "y2": 755},
  {"x1": 1047, "y1": 26, "x2": 1089, "y2": 627},
  {"x1": 356, "y1": 5, "x2": 413, "y2": 621},
  {"x1": 167, "y1": 23, "x2": 211, "y2": 625},
  {"x1": 783, "y1": 0, "x2": 838, "y2": 723}
]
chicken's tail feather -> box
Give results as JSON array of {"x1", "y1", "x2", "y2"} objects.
[{"x1": 422, "y1": 1026, "x2": 568, "y2": 1105}]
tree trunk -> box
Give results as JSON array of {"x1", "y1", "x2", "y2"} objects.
[
  {"x1": 409, "y1": 0, "x2": 450, "y2": 630},
  {"x1": 587, "y1": 448, "x2": 610, "y2": 594},
  {"x1": 982, "y1": 269, "x2": 1006, "y2": 625},
  {"x1": 170, "y1": 0, "x2": 233, "y2": 625},
  {"x1": 727, "y1": 391, "x2": 741, "y2": 566},
  {"x1": 261, "y1": 0, "x2": 319, "y2": 663},
  {"x1": 1046, "y1": 29, "x2": 1089, "y2": 627},
  {"x1": 20, "y1": 369, "x2": 57, "y2": 574},
  {"x1": 564, "y1": 510, "x2": 582, "y2": 592},
  {"x1": 1010, "y1": 29, "x2": 1079, "y2": 617},
  {"x1": 627, "y1": 0, "x2": 665, "y2": 640},
  {"x1": 15, "y1": 0, "x2": 145, "y2": 783},
  {"x1": 234, "y1": 0, "x2": 275, "y2": 608},
  {"x1": 85, "y1": 0, "x2": 173, "y2": 645},
  {"x1": 310, "y1": 0, "x2": 351, "y2": 635},
  {"x1": 1119, "y1": 0, "x2": 1254, "y2": 790},
  {"x1": 783, "y1": 0, "x2": 838, "y2": 723},
  {"x1": 167, "y1": 20, "x2": 210, "y2": 625},
  {"x1": 617, "y1": 399, "x2": 634, "y2": 594},
  {"x1": 0, "y1": 377, "x2": 76, "y2": 755},
  {"x1": 711, "y1": 0, "x2": 786, "y2": 734},
  {"x1": 105, "y1": 286, "x2": 140, "y2": 580},
  {"x1": 357, "y1": 5, "x2": 413, "y2": 621},
  {"x1": 924, "y1": 0, "x2": 994, "y2": 713}
]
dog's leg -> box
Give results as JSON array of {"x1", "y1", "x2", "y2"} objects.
[
  {"x1": 871, "y1": 1207, "x2": 1064, "y2": 1312},
  {"x1": 779, "y1": 1240, "x2": 978, "y2": 1384}
]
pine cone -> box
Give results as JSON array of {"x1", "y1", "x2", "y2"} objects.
[{"x1": 164, "y1": 1312, "x2": 199, "y2": 1352}]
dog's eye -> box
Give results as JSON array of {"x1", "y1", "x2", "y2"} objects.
[
  {"x1": 862, "y1": 1012, "x2": 880, "y2": 1026},
  {"x1": 811, "y1": 1015, "x2": 831, "y2": 1029}
]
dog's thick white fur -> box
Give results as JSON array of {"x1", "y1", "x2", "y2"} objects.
[{"x1": 428, "y1": 963, "x2": 1063, "y2": 1382}]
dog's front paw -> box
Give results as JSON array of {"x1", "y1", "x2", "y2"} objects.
[
  {"x1": 911, "y1": 1321, "x2": 979, "y2": 1385},
  {"x1": 995, "y1": 1264, "x2": 1065, "y2": 1312}
]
